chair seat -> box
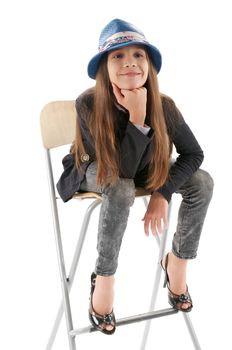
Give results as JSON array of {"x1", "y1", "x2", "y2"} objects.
[
  {"x1": 72, "y1": 188, "x2": 151, "y2": 201},
  {"x1": 72, "y1": 192, "x2": 102, "y2": 200}
]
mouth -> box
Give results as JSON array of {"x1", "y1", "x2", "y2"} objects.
[{"x1": 120, "y1": 72, "x2": 141, "y2": 77}]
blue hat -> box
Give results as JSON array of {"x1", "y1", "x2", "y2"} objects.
[{"x1": 87, "y1": 18, "x2": 162, "y2": 79}]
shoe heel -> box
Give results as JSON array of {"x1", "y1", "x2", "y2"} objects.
[
  {"x1": 163, "y1": 272, "x2": 168, "y2": 288},
  {"x1": 161, "y1": 261, "x2": 168, "y2": 288},
  {"x1": 160, "y1": 254, "x2": 169, "y2": 288}
]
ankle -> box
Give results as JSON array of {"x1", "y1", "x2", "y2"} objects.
[
  {"x1": 96, "y1": 275, "x2": 115, "y2": 287},
  {"x1": 168, "y1": 252, "x2": 187, "y2": 271},
  {"x1": 166, "y1": 253, "x2": 188, "y2": 292},
  {"x1": 92, "y1": 275, "x2": 115, "y2": 315}
]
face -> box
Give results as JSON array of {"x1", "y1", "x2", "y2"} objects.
[{"x1": 107, "y1": 45, "x2": 149, "y2": 90}]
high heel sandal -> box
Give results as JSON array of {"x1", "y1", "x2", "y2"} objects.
[
  {"x1": 161, "y1": 253, "x2": 193, "y2": 312},
  {"x1": 88, "y1": 272, "x2": 116, "y2": 335}
]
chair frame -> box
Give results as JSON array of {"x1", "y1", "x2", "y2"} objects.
[{"x1": 40, "y1": 101, "x2": 202, "y2": 350}]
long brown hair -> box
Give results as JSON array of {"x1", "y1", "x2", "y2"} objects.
[
  {"x1": 73, "y1": 51, "x2": 170, "y2": 190},
  {"x1": 144, "y1": 57, "x2": 170, "y2": 189}
]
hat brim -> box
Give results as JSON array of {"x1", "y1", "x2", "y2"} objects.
[{"x1": 87, "y1": 41, "x2": 162, "y2": 79}]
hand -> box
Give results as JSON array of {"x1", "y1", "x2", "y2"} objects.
[
  {"x1": 142, "y1": 192, "x2": 168, "y2": 236},
  {"x1": 112, "y1": 83, "x2": 147, "y2": 126}
]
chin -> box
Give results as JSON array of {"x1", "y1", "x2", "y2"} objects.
[{"x1": 120, "y1": 83, "x2": 143, "y2": 90}]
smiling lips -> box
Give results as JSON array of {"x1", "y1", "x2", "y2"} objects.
[{"x1": 120, "y1": 71, "x2": 141, "y2": 77}]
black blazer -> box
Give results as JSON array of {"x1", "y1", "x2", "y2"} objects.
[{"x1": 56, "y1": 89, "x2": 203, "y2": 202}]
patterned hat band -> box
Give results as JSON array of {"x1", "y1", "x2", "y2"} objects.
[{"x1": 99, "y1": 31, "x2": 149, "y2": 52}]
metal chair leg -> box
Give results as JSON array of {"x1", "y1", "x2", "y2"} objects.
[
  {"x1": 140, "y1": 201, "x2": 174, "y2": 350},
  {"x1": 46, "y1": 198, "x2": 101, "y2": 350},
  {"x1": 140, "y1": 198, "x2": 201, "y2": 350},
  {"x1": 140, "y1": 221, "x2": 170, "y2": 350},
  {"x1": 45, "y1": 150, "x2": 76, "y2": 350},
  {"x1": 183, "y1": 314, "x2": 202, "y2": 350}
]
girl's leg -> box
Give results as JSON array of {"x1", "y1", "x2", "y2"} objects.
[
  {"x1": 173, "y1": 168, "x2": 214, "y2": 259},
  {"x1": 93, "y1": 177, "x2": 135, "y2": 324},
  {"x1": 166, "y1": 169, "x2": 214, "y2": 309},
  {"x1": 79, "y1": 162, "x2": 135, "y2": 324}
]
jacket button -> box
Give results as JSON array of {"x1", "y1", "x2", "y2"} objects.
[{"x1": 81, "y1": 153, "x2": 90, "y2": 162}]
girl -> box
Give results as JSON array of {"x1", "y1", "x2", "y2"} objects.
[{"x1": 57, "y1": 18, "x2": 214, "y2": 335}]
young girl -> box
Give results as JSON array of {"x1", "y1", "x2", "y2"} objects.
[{"x1": 57, "y1": 18, "x2": 214, "y2": 334}]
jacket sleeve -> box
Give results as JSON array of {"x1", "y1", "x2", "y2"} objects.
[
  {"x1": 118, "y1": 121, "x2": 154, "y2": 178},
  {"x1": 56, "y1": 92, "x2": 94, "y2": 202},
  {"x1": 156, "y1": 101, "x2": 204, "y2": 202}
]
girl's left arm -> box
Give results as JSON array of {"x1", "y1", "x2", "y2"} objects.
[
  {"x1": 143, "y1": 99, "x2": 204, "y2": 235},
  {"x1": 156, "y1": 119, "x2": 204, "y2": 203}
]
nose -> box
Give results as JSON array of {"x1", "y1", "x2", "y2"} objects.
[{"x1": 122, "y1": 61, "x2": 137, "y2": 68}]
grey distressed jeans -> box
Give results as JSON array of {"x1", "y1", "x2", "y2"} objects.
[{"x1": 79, "y1": 161, "x2": 214, "y2": 276}]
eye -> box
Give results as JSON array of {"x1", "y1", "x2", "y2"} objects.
[
  {"x1": 112, "y1": 53, "x2": 123, "y2": 59},
  {"x1": 134, "y1": 51, "x2": 145, "y2": 58}
]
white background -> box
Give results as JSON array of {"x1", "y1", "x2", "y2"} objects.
[{"x1": 0, "y1": 0, "x2": 231, "y2": 349}]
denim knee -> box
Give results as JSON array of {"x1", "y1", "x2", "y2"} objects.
[
  {"x1": 190, "y1": 169, "x2": 214, "y2": 204},
  {"x1": 172, "y1": 169, "x2": 214, "y2": 259},
  {"x1": 103, "y1": 178, "x2": 135, "y2": 207}
]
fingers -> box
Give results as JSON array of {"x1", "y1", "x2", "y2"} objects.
[
  {"x1": 143, "y1": 215, "x2": 168, "y2": 236},
  {"x1": 163, "y1": 214, "x2": 168, "y2": 231},
  {"x1": 151, "y1": 218, "x2": 158, "y2": 236},
  {"x1": 142, "y1": 215, "x2": 150, "y2": 236},
  {"x1": 111, "y1": 83, "x2": 124, "y2": 104},
  {"x1": 143, "y1": 216, "x2": 158, "y2": 236}
]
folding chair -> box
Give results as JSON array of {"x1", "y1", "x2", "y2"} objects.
[{"x1": 40, "y1": 100, "x2": 202, "y2": 350}]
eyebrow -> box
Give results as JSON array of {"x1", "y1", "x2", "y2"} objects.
[{"x1": 109, "y1": 47, "x2": 146, "y2": 55}]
